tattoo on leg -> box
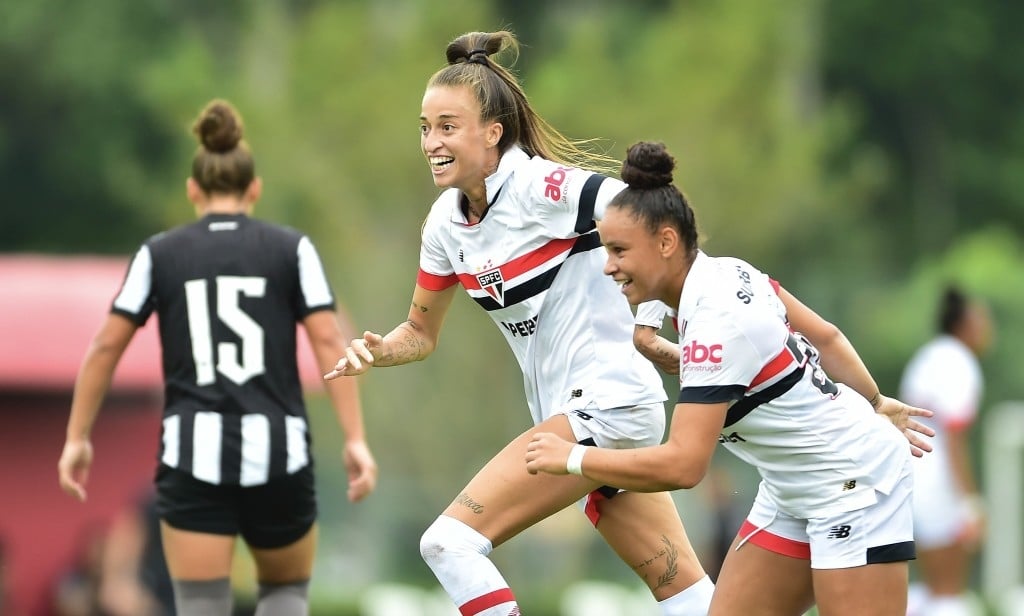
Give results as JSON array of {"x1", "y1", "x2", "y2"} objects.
[
  {"x1": 655, "y1": 535, "x2": 679, "y2": 590},
  {"x1": 455, "y1": 492, "x2": 484, "y2": 514},
  {"x1": 632, "y1": 535, "x2": 679, "y2": 591}
]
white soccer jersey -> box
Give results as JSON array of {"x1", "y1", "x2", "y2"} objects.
[
  {"x1": 417, "y1": 146, "x2": 665, "y2": 425},
  {"x1": 899, "y1": 335, "x2": 983, "y2": 542},
  {"x1": 675, "y1": 252, "x2": 910, "y2": 517}
]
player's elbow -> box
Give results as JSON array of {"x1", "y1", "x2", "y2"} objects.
[
  {"x1": 668, "y1": 466, "x2": 707, "y2": 490},
  {"x1": 633, "y1": 326, "x2": 656, "y2": 352},
  {"x1": 654, "y1": 448, "x2": 708, "y2": 490}
]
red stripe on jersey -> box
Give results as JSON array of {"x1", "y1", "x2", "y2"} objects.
[
  {"x1": 770, "y1": 278, "x2": 782, "y2": 295},
  {"x1": 459, "y1": 588, "x2": 516, "y2": 615},
  {"x1": 456, "y1": 237, "x2": 576, "y2": 291},
  {"x1": 749, "y1": 346, "x2": 796, "y2": 390},
  {"x1": 738, "y1": 520, "x2": 810, "y2": 559},
  {"x1": 417, "y1": 269, "x2": 459, "y2": 291}
]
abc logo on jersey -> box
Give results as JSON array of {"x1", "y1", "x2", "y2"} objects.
[{"x1": 682, "y1": 340, "x2": 723, "y2": 372}]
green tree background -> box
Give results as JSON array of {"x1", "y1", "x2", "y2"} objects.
[{"x1": 3, "y1": 0, "x2": 1021, "y2": 613}]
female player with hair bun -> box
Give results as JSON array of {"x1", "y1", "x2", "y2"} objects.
[
  {"x1": 327, "y1": 30, "x2": 715, "y2": 616},
  {"x1": 525, "y1": 141, "x2": 934, "y2": 616},
  {"x1": 59, "y1": 99, "x2": 378, "y2": 616}
]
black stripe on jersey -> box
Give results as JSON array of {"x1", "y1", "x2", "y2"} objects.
[
  {"x1": 470, "y1": 231, "x2": 602, "y2": 311},
  {"x1": 179, "y1": 411, "x2": 195, "y2": 475},
  {"x1": 268, "y1": 413, "x2": 289, "y2": 478},
  {"x1": 722, "y1": 365, "x2": 805, "y2": 427},
  {"x1": 220, "y1": 414, "x2": 242, "y2": 486},
  {"x1": 867, "y1": 541, "x2": 916, "y2": 564},
  {"x1": 574, "y1": 174, "x2": 607, "y2": 234}
]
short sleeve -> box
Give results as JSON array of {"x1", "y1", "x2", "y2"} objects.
[
  {"x1": 417, "y1": 207, "x2": 459, "y2": 290},
  {"x1": 111, "y1": 245, "x2": 156, "y2": 325},
  {"x1": 520, "y1": 157, "x2": 626, "y2": 237},
  {"x1": 295, "y1": 236, "x2": 336, "y2": 315},
  {"x1": 678, "y1": 317, "x2": 770, "y2": 404}
]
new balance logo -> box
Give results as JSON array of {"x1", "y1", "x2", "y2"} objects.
[
  {"x1": 827, "y1": 525, "x2": 852, "y2": 539},
  {"x1": 718, "y1": 432, "x2": 746, "y2": 443},
  {"x1": 842, "y1": 480, "x2": 857, "y2": 491}
]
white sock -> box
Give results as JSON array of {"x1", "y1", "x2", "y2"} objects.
[
  {"x1": 657, "y1": 574, "x2": 714, "y2": 615},
  {"x1": 420, "y1": 515, "x2": 519, "y2": 616}
]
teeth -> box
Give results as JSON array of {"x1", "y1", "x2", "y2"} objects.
[{"x1": 429, "y1": 156, "x2": 454, "y2": 166}]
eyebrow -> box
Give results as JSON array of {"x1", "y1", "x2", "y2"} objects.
[{"x1": 419, "y1": 113, "x2": 460, "y2": 121}]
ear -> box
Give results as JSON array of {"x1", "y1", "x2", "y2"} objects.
[
  {"x1": 244, "y1": 177, "x2": 263, "y2": 204},
  {"x1": 658, "y1": 225, "x2": 680, "y2": 258},
  {"x1": 486, "y1": 121, "x2": 503, "y2": 148},
  {"x1": 186, "y1": 177, "x2": 204, "y2": 205}
]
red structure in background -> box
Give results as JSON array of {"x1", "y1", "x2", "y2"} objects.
[{"x1": 0, "y1": 254, "x2": 325, "y2": 616}]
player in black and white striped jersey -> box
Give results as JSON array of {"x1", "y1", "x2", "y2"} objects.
[{"x1": 58, "y1": 99, "x2": 377, "y2": 616}]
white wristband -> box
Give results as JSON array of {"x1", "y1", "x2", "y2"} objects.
[{"x1": 566, "y1": 444, "x2": 587, "y2": 476}]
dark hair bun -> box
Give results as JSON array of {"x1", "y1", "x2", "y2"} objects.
[
  {"x1": 194, "y1": 100, "x2": 243, "y2": 153},
  {"x1": 445, "y1": 31, "x2": 510, "y2": 65},
  {"x1": 621, "y1": 141, "x2": 675, "y2": 189}
]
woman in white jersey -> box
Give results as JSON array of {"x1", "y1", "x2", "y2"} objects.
[
  {"x1": 326, "y1": 30, "x2": 716, "y2": 616},
  {"x1": 900, "y1": 286, "x2": 992, "y2": 616},
  {"x1": 525, "y1": 141, "x2": 933, "y2": 616},
  {"x1": 58, "y1": 100, "x2": 378, "y2": 616}
]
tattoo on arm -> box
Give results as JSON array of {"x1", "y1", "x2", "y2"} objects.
[
  {"x1": 378, "y1": 321, "x2": 428, "y2": 365},
  {"x1": 412, "y1": 301, "x2": 429, "y2": 313}
]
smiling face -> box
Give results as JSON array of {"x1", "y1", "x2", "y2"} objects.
[
  {"x1": 420, "y1": 85, "x2": 502, "y2": 195},
  {"x1": 600, "y1": 205, "x2": 681, "y2": 307}
]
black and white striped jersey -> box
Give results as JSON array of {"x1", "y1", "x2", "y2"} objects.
[{"x1": 111, "y1": 213, "x2": 335, "y2": 486}]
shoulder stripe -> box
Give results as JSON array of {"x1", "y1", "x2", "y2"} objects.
[{"x1": 575, "y1": 174, "x2": 606, "y2": 234}]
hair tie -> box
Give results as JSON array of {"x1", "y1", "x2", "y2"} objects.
[{"x1": 466, "y1": 48, "x2": 489, "y2": 65}]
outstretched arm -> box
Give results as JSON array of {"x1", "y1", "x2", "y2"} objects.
[
  {"x1": 777, "y1": 286, "x2": 934, "y2": 455},
  {"x1": 325, "y1": 284, "x2": 456, "y2": 377},
  {"x1": 58, "y1": 313, "x2": 138, "y2": 502}
]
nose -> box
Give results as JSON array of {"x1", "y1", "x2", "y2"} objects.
[
  {"x1": 422, "y1": 128, "x2": 441, "y2": 154},
  {"x1": 603, "y1": 254, "x2": 616, "y2": 277}
]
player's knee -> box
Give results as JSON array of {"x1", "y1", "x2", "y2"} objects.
[
  {"x1": 419, "y1": 515, "x2": 492, "y2": 566},
  {"x1": 172, "y1": 577, "x2": 233, "y2": 616}
]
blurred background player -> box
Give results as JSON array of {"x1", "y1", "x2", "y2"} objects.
[{"x1": 900, "y1": 285, "x2": 993, "y2": 616}]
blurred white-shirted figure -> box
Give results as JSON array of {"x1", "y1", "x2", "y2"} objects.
[{"x1": 900, "y1": 285, "x2": 993, "y2": 616}]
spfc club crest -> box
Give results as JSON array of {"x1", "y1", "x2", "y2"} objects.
[{"x1": 476, "y1": 268, "x2": 505, "y2": 305}]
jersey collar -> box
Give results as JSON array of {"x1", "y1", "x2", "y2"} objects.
[
  {"x1": 676, "y1": 250, "x2": 712, "y2": 326},
  {"x1": 450, "y1": 145, "x2": 528, "y2": 225}
]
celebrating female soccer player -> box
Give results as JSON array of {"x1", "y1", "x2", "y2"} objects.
[
  {"x1": 327, "y1": 31, "x2": 714, "y2": 616},
  {"x1": 525, "y1": 141, "x2": 932, "y2": 616}
]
